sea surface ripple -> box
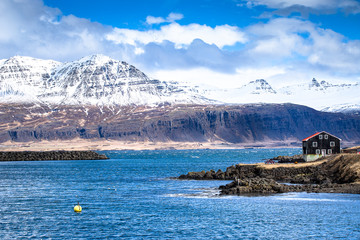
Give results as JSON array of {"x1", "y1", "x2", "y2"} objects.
[{"x1": 0, "y1": 149, "x2": 359, "y2": 239}]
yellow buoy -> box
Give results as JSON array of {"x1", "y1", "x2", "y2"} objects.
[{"x1": 74, "y1": 203, "x2": 82, "y2": 213}]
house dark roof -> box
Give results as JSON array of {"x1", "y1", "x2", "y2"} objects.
[{"x1": 302, "y1": 131, "x2": 341, "y2": 142}]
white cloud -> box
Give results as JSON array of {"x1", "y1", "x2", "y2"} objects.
[
  {"x1": 146, "y1": 16, "x2": 166, "y2": 25},
  {"x1": 241, "y1": 0, "x2": 360, "y2": 14},
  {"x1": 0, "y1": 0, "x2": 114, "y2": 61},
  {"x1": 151, "y1": 66, "x2": 286, "y2": 89},
  {"x1": 134, "y1": 47, "x2": 145, "y2": 55},
  {"x1": 0, "y1": 0, "x2": 359, "y2": 88},
  {"x1": 243, "y1": 0, "x2": 360, "y2": 10},
  {"x1": 106, "y1": 23, "x2": 247, "y2": 49},
  {"x1": 246, "y1": 18, "x2": 360, "y2": 73},
  {"x1": 146, "y1": 12, "x2": 184, "y2": 25},
  {"x1": 167, "y1": 13, "x2": 184, "y2": 22}
]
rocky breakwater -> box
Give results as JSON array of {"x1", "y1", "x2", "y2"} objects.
[
  {"x1": 178, "y1": 154, "x2": 360, "y2": 195},
  {"x1": 0, "y1": 151, "x2": 108, "y2": 161}
]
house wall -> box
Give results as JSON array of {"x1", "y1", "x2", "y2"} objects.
[{"x1": 304, "y1": 154, "x2": 322, "y2": 162}]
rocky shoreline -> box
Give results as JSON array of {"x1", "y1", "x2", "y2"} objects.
[
  {"x1": 178, "y1": 154, "x2": 360, "y2": 195},
  {"x1": 0, "y1": 151, "x2": 108, "y2": 161}
]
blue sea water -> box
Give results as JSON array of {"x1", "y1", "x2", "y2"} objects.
[{"x1": 0, "y1": 148, "x2": 360, "y2": 239}]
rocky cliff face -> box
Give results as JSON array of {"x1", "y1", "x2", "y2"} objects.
[{"x1": 1, "y1": 103, "x2": 360, "y2": 144}]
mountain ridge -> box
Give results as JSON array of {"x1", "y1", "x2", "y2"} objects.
[
  {"x1": 0, "y1": 54, "x2": 210, "y2": 106},
  {"x1": 1, "y1": 55, "x2": 359, "y2": 113}
]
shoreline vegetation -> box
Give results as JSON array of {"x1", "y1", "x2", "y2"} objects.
[
  {"x1": 178, "y1": 154, "x2": 360, "y2": 195},
  {"x1": 0, "y1": 151, "x2": 108, "y2": 161}
]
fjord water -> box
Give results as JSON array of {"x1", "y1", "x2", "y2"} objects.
[{"x1": 1, "y1": 149, "x2": 359, "y2": 239}]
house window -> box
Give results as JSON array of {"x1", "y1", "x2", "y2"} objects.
[
  {"x1": 316, "y1": 149, "x2": 320, "y2": 154},
  {"x1": 313, "y1": 142, "x2": 318, "y2": 147},
  {"x1": 319, "y1": 135, "x2": 323, "y2": 139},
  {"x1": 324, "y1": 135, "x2": 328, "y2": 139},
  {"x1": 330, "y1": 141, "x2": 335, "y2": 147},
  {"x1": 328, "y1": 149, "x2": 332, "y2": 154}
]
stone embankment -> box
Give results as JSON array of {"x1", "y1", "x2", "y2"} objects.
[
  {"x1": 178, "y1": 154, "x2": 360, "y2": 195},
  {"x1": 0, "y1": 151, "x2": 108, "y2": 161}
]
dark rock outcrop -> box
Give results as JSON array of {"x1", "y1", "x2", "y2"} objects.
[
  {"x1": 179, "y1": 163, "x2": 321, "y2": 182},
  {"x1": 271, "y1": 154, "x2": 304, "y2": 163},
  {"x1": 219, "y1": 177, "x2": 290, "y2": 194},
  {"x1": 0, "y1": 151, "x2": 108, "y2": 161},
  {"x1": 178, "y1": 154, "x2": 360, "y2": 195}
]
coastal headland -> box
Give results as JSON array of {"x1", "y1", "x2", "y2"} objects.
[
  {"x1": 178, "y1": 154, "x2": 360, "y2": 195},
  {"x1": 0, "y1": 150, "x2": 108, "y2": 161}
]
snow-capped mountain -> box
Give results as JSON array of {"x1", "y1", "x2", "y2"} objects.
[
  {"x1": 195, "y1": 77, "x2": 360, "y2": 112},
  {"x1": 0, "y1": 55, "x2": 209, "y2": 106},
  {"x1": 0, "y1": 56, "x2": 60, "y2": 103},
  {"x1": 279, "y1": 78, "x2": 358, "y2": 94},
  {"x1": 322, "y1": 104, "x2": 360, "y2": 114},
  {"x1": 1, "y1": 55, "x2": 359, "y2": 113},
  {"x1": 41, "y1": 54, "x2": 175, "y2": 105}
]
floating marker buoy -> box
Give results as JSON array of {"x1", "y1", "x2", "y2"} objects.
[{"x1": 74, "y1": 203, "x2": 82, "y2": 213}]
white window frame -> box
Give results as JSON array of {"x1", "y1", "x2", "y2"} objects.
[
  {"x1": 319, "y1": 135, "x2": 323, "y2": 139},
  {"x1": 330, "y1": 141, "x2": 335, "y2": 147},
  {"x1": 328, "y1": 149, "x2": 332, "y2": 154},
  {"x1": 313, "y1": 142, "x2": 318, "y2": 147},
  {"x1": 324, "y1": 134, "x2": 328, "y2": 139},
  {"x1": 316, "y1": 149, "x2": 320, "y2": 154}
]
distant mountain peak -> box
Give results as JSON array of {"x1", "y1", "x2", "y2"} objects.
[
  {"x1": 77, "y1": 54, "x2": 114, "y2": 65},
  {"x1": 245, "y1": 79, "x2": 277, "y2": 94},
  {"x1": 311, "y1": 78, "x2": 319, "y2": 86}
]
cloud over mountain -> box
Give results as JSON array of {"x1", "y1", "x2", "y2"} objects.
[
  {"x1": 0, "y1": 0, "x2": 359, "y2": 88},
  {"x1": 241, "y1": 0, "x2": 360, "y2": 14}
]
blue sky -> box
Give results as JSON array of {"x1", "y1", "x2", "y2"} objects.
[
  {"x1": 43, "y1": 0, "x2": 360, "y2": 38},
  {"x1": 1, "y1": 0, "x2": 360, "y2": 87}
]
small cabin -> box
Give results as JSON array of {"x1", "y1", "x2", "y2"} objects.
[{"x1": 302, "y1": 131, "x2": 341, "y2": 161}]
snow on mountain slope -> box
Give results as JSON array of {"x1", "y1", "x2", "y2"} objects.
[
  {"x1": 196, "y1": 79, "x2": 279, "y2": 105},
  {"x1": 193, "y1": 77, "x2": 360, "y2": 111},
  {"x1": 0, "y1": 55, "x2": 359, "y2": 112},
  {"x1": 322, "y1": 104, "x2": 360, "y2": 114},
  {"x1": 275, "y1": 78, "x2": 360, "y2": 111},
  {"x1": 279, "y1": 78, "x2": 358, "y2": 94},
  {"x1": 0, "y1": 55, "x2": 209, "y2": 106},
  {"x1": 241, "y1": 79, "x2": 277, "y2": 94},
  {"x1": 41, "y1": 54, "x2": 163, "y2": 105},
  {"x1": 0, "y1": 56, "x2": 61, "y2": 103},
  {"x1": 45, "y1": 54, "x2": 211, "y2": 105}
]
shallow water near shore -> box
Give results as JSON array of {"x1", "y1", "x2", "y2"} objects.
[{"x1": 1, "y1": 149, "x2": 360, "y2": 239}]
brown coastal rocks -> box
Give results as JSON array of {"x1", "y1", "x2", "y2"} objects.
[{"x1": 178, "y1": 154, "x2": 360, "y2": 195}]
